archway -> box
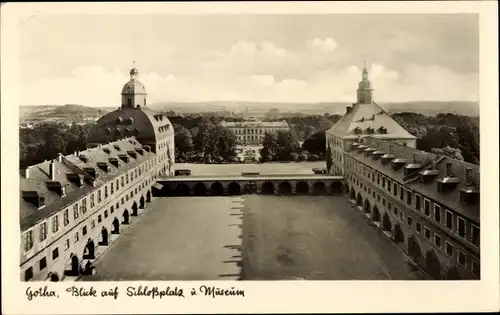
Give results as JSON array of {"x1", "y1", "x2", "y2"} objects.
[
  {"x1": 112, "y1": 218, "x2": 120, "y2": 234},
  {"x1": 363, "y1": 199, "x2": 371, "y2": 213},
  {"x1": 394, "y1": 224, "x2": 405, "y2": 243},
  {"x1": 122, "y1": 210, "x2": 130, "y2": 225},
  {"x1": 350, "y1": 188, "x2": 356, "y2": 200},
  {"x1": 175, "y1": 183, "x2": 190, "y2": 196},
  {"x1": 425, "y1": 250, "x2": 442, "y2": 279},
  {"x1": 83, "y1": 239, "x2": 95, "y2": 259},
  {"x1": 228, "y1": 182, "x2": 241, "y2": 195},
  {"x1": 356, "y1": 193, "x2": 363, "y2": 206},
  {"x1": 261, "y1": 182, "x2": 274, "y2": 195},
  {"x1": 313, "y1": 182, "x2": 326, "y2": 195},
  {"x1": 139, "y1": 196, "x2": 145, "y2": 209},
  {"x1": 243, "y1": 181, "x2": 257, "y2": 194},
  {"x1": 407, "y1": 236, "x2": 422, "y2": 263},
  {"x1": 132, "y1": 202, "x2": 138, "y2": 216},
  {"x1": 372, "y1": 206, "x2": 381, "y2": 222},
  {"x1": 296, "y1": 181, "x2": 309, "y2": 195},
  {"x1": 49, "y1": 272, "x2": 59, "y2": 282},
  {"x1": 146, "y1": 190, "x2": 151, "y2": 203},
  {"x1": 446, "y1": 266, "x2": 462, "y2": 280},
  {"x1": 382, "y1": 212, "x2": 392, "y2": 231},
  {"x1": 193, "y1": 182, "x2": 207, "y2": 196},
  {"x1": 71, "y1": 254, "x2": 79, "y2": 276},
  {"x1": 330, "y1": 181, "x2": 343, "y2": 194},
  {"x1": 100, "y1": 227, "x2": 109, "y2": 246},
  {"x1": 278, "y1": 182, "x2": 292, "y2": 195},
  {"x1": 210, "y1": 182, "x2": 224, "y2": 196}
]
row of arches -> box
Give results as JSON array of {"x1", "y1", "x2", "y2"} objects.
[
  {"x1": 164, "y1": 181, "x2": 344, "y2": 196},
  {"x1": 56, "y1": 191, "x2": 152, "y2": 281},
  {"x1": 349, "y1": 186, "x2": 462, "y2": 280}
]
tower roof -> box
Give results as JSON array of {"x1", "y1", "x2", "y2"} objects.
[{"x1": 121, "y1": 79, "x2": 147, "y2": 95}]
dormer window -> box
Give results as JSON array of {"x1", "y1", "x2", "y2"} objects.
[
  {"x1": 22, "y1": 191, "x2": 46, "y2": 208},
  {"x1": 135, "y1": 148, "x2": 144, "y2": 155},
  {"x1": 354, "y1": 127, "x2": 362, "y2": 135},
  {"x1": 67, "y1": 173, "x2": 84, "y2": 187},
  {"x1": 381, "y1": 153, "x2": 395, "y2": 165},
  {"x1": 419, "y1": 169, "x2": 440, "y2": 183},
  {"x1": 116, "y1": 117, "x2": 123, "y2": 124},
  {"x1": 127, "y1": 150, "x2": 137, "y2": 159},
  {"x1": 437, "y1": 176, "x2": 460, "y2": 193},
  {"x1": 46, "y1": 181, "x2": 67, "y2": 196},
  {"x1": 126, "y1": 117, "x2": 134, "y2": 125},
  {"x1": 404, "y1": 163, "x2": 421, "y2": 176},
  {"x1": 391, "y1": 158, "x2": 407, "y2": 170},
  {"x1": 351, "y1": 143, "x2": 360, "y2": 151},
  {"x1": 119, "y1": 154, "x2": 130, "y2": 163},
  {"x1": 372, "y1": 150, "x2": 385, "y2": 160},
  {"x1": 357, "y1": 144, "x2": 368, "y2": 153},
  {"x1": 134, "y1": 128, "x2": 140, "y2": 136},
  {"x1": 103, "y1": 148, "x2": 111, "y2": 154},
  {"x1": 83, "y1": 167, "x2": 98, "y2": 179},
  {"x1": 364, "y1": 147, "x2": 376, "y2": 157},
  {"x1": 79, "y1": 155, "x2": 88, "y2": 163},
  {"x1": 105, "y1": 128, "x2": 111, "y2": 134},
  {"x1": 114, "y1": 145, "x2": 121, "y2": 151},
  {"x1": 460, "y1": 187, "x2": 479, "y2": 205},
  {"x1": 143, "y1": 145, "x2": 151, "y2": 152},
  {"x1": 378, "y1": 126, "x2": 388, "y2": 134},
  {"x1": 108, "y1": 157, "x2": 120, "y2": 168},
  {"x1": 97, "y1": 162, "x2": 110, "y2": 172}
]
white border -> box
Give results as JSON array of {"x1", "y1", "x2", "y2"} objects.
[{"x1": 1, "y1": 1, "x2": 499, "y2": 314}]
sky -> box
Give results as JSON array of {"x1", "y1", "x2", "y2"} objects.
[{"x1": 19, "y1": 14, "x2": 479, "y2": 107}]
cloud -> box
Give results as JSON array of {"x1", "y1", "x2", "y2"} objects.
[{"x1": 308, "y1": 38, "x2": 338, "y2": 52}]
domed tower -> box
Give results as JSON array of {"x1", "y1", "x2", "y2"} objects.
[
  {"x1": 121, "y1": 63, "x2": 147, "y2": 109},
  {"x1": 356, "y1": 61, "x2": 374, "y2": 104}
]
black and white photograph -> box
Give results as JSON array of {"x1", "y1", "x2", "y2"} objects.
[{"x1": 2, "y1": 1, "x2": 499, "y2": 314}]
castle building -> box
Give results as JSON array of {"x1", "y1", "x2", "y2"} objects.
[
  {"x1": 221, "y1": 117, "x2": 289, "y2": 145},
  {"x1": 326, "y1": 63, "x2": 480, "y2": 280},
  {"x1": 20, "y1": 66, "x2": 175, "y2": 281}
]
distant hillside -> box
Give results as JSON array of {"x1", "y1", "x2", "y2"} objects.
[{"x1": 20, "y1": 104, "x2": 113, "y2": 121}]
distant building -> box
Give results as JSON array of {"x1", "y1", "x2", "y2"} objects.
[
  {"x1": 326, "y1": 63, "x2": 480, "y2": 280},
  {"x1": 19, "y1": 66, "x2": 175, "y2": 282},
  {"x1": 221, "y1": 116, "x2": 289, "y2": 145}
]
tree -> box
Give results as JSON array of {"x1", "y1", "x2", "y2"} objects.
[
  {"x1": 261, "y1": 133, "x2": 279, "y2": 162},
  {"x1": 290, "y1": 152, "x2": 298, "y2": 161},
  {"x1": 326, "y1": 144, "x2": 333, "y2": 173},
  {"x1": 174, "y1": 127, "x2": 193, "y2": 157},
  {"x1": 431, "y1": 146, "x2": 464, "y2": 161},
  {"x1": 298, "y1": 152, "x2": 308, "y2": 161},
  {"x1": 302, "y1": 131, "x2": 326, "y2": 155},
  {"x1": 276, "y1": 130, "x2": 299, "y2": 161}
]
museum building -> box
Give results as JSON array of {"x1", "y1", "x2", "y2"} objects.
[{"x1": 221, "y1": 117, "x2": 290, "y2": 145}]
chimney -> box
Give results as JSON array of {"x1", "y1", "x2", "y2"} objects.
[
  {"x1": 57, "y1": 153, "x2": 63, "y2": 162},
  {"x1": 465, "y1": 167, "x2": 473, "y2": 183},
  {"x1": 346, "y1": 106, "x2": 352, "y2": 114},
  {"x1": 446, "y1": 162, "x2": 452, "y2": 177},
  {"x1": 389, "y1": 146, "x2": 393, "y2": 154},
  {"x1": 49, "y1": 161, "x2": 56, "y2": 181},
  {"x1": 25, "y1": 166, "x2": 31, "y2": 179},
  {"x1": 413, "y1": 153, "x2": 418, "y2": 164}
]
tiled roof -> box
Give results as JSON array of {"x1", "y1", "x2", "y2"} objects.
[
  {"x1": 19, "y1": 137, "x2": 156, "y2": 231},
  {"x1": 326, "y1": 102, "x2": 417, "y2": 140},
  {"x1": 346, "y1": 137, "x2": 480, "y2": 223},
  {"x1": 160, "y1": 174, "x2": 343, "y2": 182}
]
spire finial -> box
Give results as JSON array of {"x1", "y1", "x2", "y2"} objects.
[{"x1": 364, "y1": 60, "x2": 366, "y2": 68}]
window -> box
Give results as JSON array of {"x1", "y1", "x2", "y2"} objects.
[
  {"x1": 416, "y1": 222, "x2": 421, "y2": 233},
  {"x1": 377, "y1": 174, "x2": 380, "y2": 184},
  {"x1": 126, "y1": 174, "x2": 129, "y2": 184},
  {"x1": 25, "y1": 267, "x2": 33, "y2": 281},
  {"x1": 382, "y1": 177, "x2": 386, "y2": 188},
  {"x1": 387, "y1": 180, "x2": 391, "y2": 192},
  {"x1": 471, "y1": 224, "x2": 480, "y2": 246},
  {"x1": 98, "y1": 215, "x2": 102, "y2": 223},
  {"x1": 82, "y1": 225, "x2": 87, "y2": 236},
  {"x1": 73, "y1": 204, "x2": 79, "y2": 220},
  {"x1": 39, "y1": 257, "x2": 47, "y2": 270},
  {"x1": 52, "y1": 248, "x2": 59, "y2": 260},
  {"x1": 110, "y1": 182, "x2": 114, "y2": 194},
  {"x1": 90, "y1": 194, "x2": 95, "y2": 208},
  {"x1": 105, "y1": 186, "x2": 108, "y2": 199},
  {"x1": 406, "y1": 190, "x2": 412, "y2": 205},
  {"x1": 400, "y1": 212, "x2": 404, "y2": 221},
  {"x1": 382, "y1": 199, "x2": 386, "y2": 206},
  {"x1": 445, "y1": 241, "x2": 453, "y2": 256},
  {"x1": 472, "y1": 260, "x2": 480, "y2": 276},
  {"x1": 394, "y1": 207, "x2": 398, "y2": 215},
  {"x1": 377, "y1": 194, "x2": 380, "y2": 202},
  {"x1": 74, "y1": 232, "x2": 79, "y2": 243},
  {"x1": 400, "y1": 187, "x2": 404, "y2": 200},
  {"x1": 424, "y1": 227, "x2": 431, "y2": 239},
  {"x1": 110, "y1": 205, "x2": 114, "y2": 214},
  {"x1": 407, "y1": 216, "x2": 412, "y2": 226},
  {"x1": 388, "y1": 202, "x2": 392, "y2": 210},
  {"x1": 116, "y1": 179, "x2": 119, "y2": 190},
  {"x1": 457, "y1": 217, "x2": 466, "y2": 238},
  {"x1": 121, "y1": 198, "x2": 124, "y2": 205},
  {"x1": 434, "y1": 234, "x2": 442, "y2": 248},
  {"x1": 64, "y1": 209, "x2": 69, "y2": 226},
  {"x1": 97, "y1": 190, "x2": 102, "y2": 203},
  {"x1": 51, "y1": 215, "x2": 59, "y2": 234},
  {"x1": 424, "y1": 199, "x2": 430, "y2": 216},
  {"x1": 415, "y1": 194, "x2": 421, "y2": 210},
  {"x1": 64, "y1": 239, "x2": 70, "y2": 250},
  {"x1": 434, "y1": 204, "x2": 441, "y2": 223},
  {"x1": 393, "y1": 183, "x2": 398, "y2": 196},
  {"x1": 23, "y1": 230, "x2": 34, "y2": 252},
  {"x1": 116, "y1": 202, "x2": 119, "y2": 209},
  {"x1": 80, "y1": 198, "x2": 87, "y2": 214},
  {"x1": 457, "y1": 250, "x2": 466, "y2": 267},
  {"x1": 445, "y1": 210, "x2": 453, "y2": 230},
  {"x1": 39, "y1": 221, "x2": 47, "y2": 242}
]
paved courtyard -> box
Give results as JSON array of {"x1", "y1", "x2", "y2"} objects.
[
  {"x1": 82, "y1": 194, "x2": 423, "y2": 281},
  {"x1": 175, "y1": 161, "x2": 326, "y2": 175}
]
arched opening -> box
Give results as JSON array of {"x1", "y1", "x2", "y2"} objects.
[
  {"x1": 261, "y1": 182, "x2": 274, "y2": 195},
  {"x1": 356, "y1": 193, "x2": 363, "y2": 206},
  {"x1": 193, "y1": 182, "x2": 207, "y2": 196},
  {"x1": 382, "y1": 212, "x2": 392, "y2": 231},
  {"x1": 175, "y1": 183, "x2": 190, "y2": 196},
  {"x1": 394, "y1": 224, "x2": 405, "y2": 243},
  {"x1": 132, "y1": 202, "x2": 138, "y2": 216},
  {"x1": 407, "y1": 236, "x2": 422, "y2": 263},
  {"x1": 83, "y1": 239, "x2": 95, "y2": 259},
  {"x1": 146, "y1": 190, "x2": 151, "y2": 203},
  {"x1": 244, "y1": 181, "x2": 257, "y2": 194},
  {"x1": 330, "y1": 181, "x2": 343, "y2": 194},
  {"x1": 210, "y1": 182, "x2": 224, "y2": 196},
  {"x1": 70, "y1": 254, "x2": 79, "y2": 276},
  {"x1": 100, "y1": 227, "x2": 109, "y2": 246},
  {"x1": 127, "y1": 98, "x2": 132, "y2": 107},
  {"x1": 446, "y1": 266, "x2": 462, "y2": 280},
  {"x1": 122, "y1": 210, "x2": 130, "y2": 225},
  {"x1": 350, "y1": 188, "x2": 356, "y2": 200},
  {"x1": 278, "y1": 182, "x2": 292, "y2": 195},
  {"x1": 139, "y1": 196, "x2": 145, "y2": 209},
  {"x1": 425, "y1": 250, "x2": 442, "y2": 280},
  {"x1": 296, "y1": 181, "x2": 309, "y2": 195},
  {"x1": 227, "y1": 182, "x2": 241, "y2": 195},
  {"x1": 112, "y1": 218, "x2": 120, "y2": 234},
  {"x1": 313, "y1": 182, "x2": 327, "y2": 195},
  {"x1": 372, "y1": 206, "x2": 380, "y2": 222},
  {"x1": 49, "y1": 272, "x2": 59, "y2": 282},
  {"x1": 363, "y1": 199, "x2": 371, "y2": 213}
]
